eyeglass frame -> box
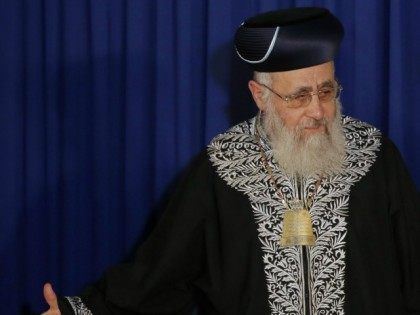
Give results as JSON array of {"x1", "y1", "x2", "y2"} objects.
[{"x1": 255, "y1": 80, "x2": 343, "y2": 109}]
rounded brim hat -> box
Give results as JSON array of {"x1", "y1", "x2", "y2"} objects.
[{"x1": 234, "y1": 7, "x2": 344, "y2": 72}]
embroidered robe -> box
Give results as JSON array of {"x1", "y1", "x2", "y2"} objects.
[{"x1": 59, "y1": 116, "x2": 420, "y2": 315}]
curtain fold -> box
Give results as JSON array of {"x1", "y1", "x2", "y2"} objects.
[{"x1": 0, "y1": 0, "x2": 418, "y2": 313}]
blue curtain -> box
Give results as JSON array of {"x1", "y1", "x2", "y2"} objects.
[{"x1": 0, "y1": 0, "x2": 418, "y2": 313}]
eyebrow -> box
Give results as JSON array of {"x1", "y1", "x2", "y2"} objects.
[
  {"x1": 289, "y1": 79, "x2": 335, "y2": 95},
  {"x1": 318, "y1": 80, "x2": 335, "y2": 88}
]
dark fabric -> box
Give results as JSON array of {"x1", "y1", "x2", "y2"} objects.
[
  {"x1": 235, "y1": 8, "x2": 344, "y2": 71},
  {"x1": 345, "y1": 136, "x2": 420, "y2": 314},
  {"x1": 60, "y1": 151, "x2": 270, "y2": 314},
  {"x1": 0, "y1": 1, "x2": 419, "y2": 313},
  {"x1": 58, "y1": 136, "x2": 420, "y2": 314},
  {"x1": 244, "y1": 7, "x2": 327, "y2": 27},
  {"x1": 57, "y1": 299, "x2": 75, "y2": 315}
]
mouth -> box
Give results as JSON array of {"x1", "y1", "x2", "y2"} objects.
[{"x1": 303, "y1": 124, "x2": 326, "y2": 133}]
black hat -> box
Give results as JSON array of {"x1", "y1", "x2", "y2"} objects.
[{"x1": 234, "y1": 7, "x2": 344, "y2": 72}]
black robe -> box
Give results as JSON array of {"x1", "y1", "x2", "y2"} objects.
[{"x1": 59, "y1": 116, "x2": 420, "y2": 315}]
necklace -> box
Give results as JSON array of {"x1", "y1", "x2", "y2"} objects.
[{"x1": 255, "y1": 124, "x2": 320, "y2": 247}]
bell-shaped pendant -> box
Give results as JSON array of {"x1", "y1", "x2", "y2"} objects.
[{"x1": 280, "y1": 208, "x2": 316, "y2": 247}]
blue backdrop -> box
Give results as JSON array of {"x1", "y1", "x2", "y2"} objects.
[{"x1": 0, "y1": 0, "x2": 419, "y2": 313}]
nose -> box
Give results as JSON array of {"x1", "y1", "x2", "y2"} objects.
[{"x1": 305, "y1": 93, "x2": 325, "y2": 120}]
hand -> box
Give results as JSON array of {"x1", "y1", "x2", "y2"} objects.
[{"x1": 42, "y1": 283, "x2": 61, "y2": 315}]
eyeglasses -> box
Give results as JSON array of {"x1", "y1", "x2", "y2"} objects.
[{"x1": 257, "y1": 81, "x2": 342, "y2": 109}]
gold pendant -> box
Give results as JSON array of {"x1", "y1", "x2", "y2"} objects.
[{"x1": 279, "y1": 200, "x2": 316, "y2": 247}]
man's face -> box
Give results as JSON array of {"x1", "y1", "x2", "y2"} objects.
[
  {"x1": 268, "y1": 61, "x2": 337, "y2": 139},
  {"x1": 249, "y1": 61, "x2": 345, "y2": 176}
]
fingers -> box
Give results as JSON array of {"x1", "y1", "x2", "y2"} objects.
[{"x1": 43, "y1": 282, "x2": 59, "y2": 310}]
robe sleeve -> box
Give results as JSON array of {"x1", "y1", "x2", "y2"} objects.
[
  {"x1": 385, "y1": 138, "x2": 420, "y2": 314},
  {"x1": 58, "y1": 151, "x2": 216, "y2": 314}
]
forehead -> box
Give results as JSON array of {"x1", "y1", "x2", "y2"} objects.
[{"x1": 271, "y1": 61, "x2": 335, "y2": 91}]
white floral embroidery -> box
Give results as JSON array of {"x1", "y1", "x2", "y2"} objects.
[
  {"x1": 65, "y1": 296, "x2": 93, "y2": 315},
  {"x1": 208, "y1": 116, "x2": 381, "y2": 315}
]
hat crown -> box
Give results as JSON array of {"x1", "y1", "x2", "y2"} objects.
[
  {"x1": 244, "y1": 7, "x2": 328, "y2": 28},
  {"x1": 234, "y1": 7, "x2": 344, "y2": 72}
]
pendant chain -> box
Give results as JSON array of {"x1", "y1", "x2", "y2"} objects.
[
  {"x1": 255, "y1": 122, "x2": 319, "y2": 247},
  {"x1": 255, "y1": 128, "x2": 321, "y2": 210}
]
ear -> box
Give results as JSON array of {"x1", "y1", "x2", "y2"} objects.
[{"x1": 248, "y1": 80, "x2": 266, "y2": 111}]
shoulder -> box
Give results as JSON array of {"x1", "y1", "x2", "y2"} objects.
[
  {"x1": 341, "y1": 115, "x2": 383, "y2": 161},
  {"x1": 342, "y1": 115, "x2": 405, "y2": 154},
  {"x1": 179, "y1": 149, "x2": 216, "y2": 184},
  {"x1": 207, "y1": 118, "x2": 257, "y2": 151},
  {"x1": 343, "y1": 116, "x2": 411, "y2": 183},
  {"x1": 341, "y1": 115, "x2": 382, "y2": 143},
  {"x1": 206, "y1": 117, "x2": 261, "y2": 175},
  {"x1": 341, "y1": 115, "x2": 406, "y2": 167}
]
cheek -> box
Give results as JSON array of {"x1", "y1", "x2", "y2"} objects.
[
  {"x1": 276, "y1": 107, "x2": 305, "y2": 129},
  {"x1": 324, "y1": 104, "x2": 337, "y2": 121}
]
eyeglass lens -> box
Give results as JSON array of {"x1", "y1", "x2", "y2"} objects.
[{"x1": 289, "y1": 87, "x2": 340, "y2": 108}]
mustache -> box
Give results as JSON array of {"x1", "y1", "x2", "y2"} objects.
[{"x1": 298, "y1": 118, "x2": 328, "y2": 129}]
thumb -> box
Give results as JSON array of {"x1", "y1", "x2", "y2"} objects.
[{"x1": 43, "y1": 282, "x2": 59, "y2": 310}]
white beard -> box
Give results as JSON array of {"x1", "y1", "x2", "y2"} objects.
[{"x1": 262, "y1": 101, "x2": 346, "y2": 177}]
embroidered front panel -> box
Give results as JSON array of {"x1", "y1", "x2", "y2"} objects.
[
  {"x1": 208, "y1": 116, "x2": 381, "y2": 315},
  {"x1": 65, "y1": 296, "x2": 93, "y2": 315}
]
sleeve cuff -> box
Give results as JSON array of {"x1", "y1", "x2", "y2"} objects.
[{"x1": 58, "y1": 296, "x2": 93, "y2": 314}]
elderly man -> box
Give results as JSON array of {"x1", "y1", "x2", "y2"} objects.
[{"x1": 43, "y1": 7, "x2": 420, "y2": 315}]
